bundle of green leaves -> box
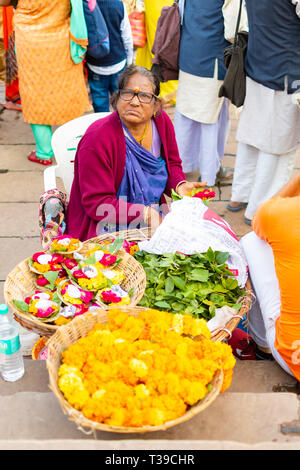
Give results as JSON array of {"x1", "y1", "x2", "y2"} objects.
[{"x1": 134, "y1": 248, "x2": 245, "y2": 320}]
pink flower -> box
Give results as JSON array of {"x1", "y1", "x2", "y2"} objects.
[
  {"x1": 122, "y1": 240, "x2": 131, "y2": 254},
  {"x1": 80, "y1": 290, "x2": 94, "y2": 304},
  {"x1": 32, "y1": 252, "x2": 47, "y2": 262},
  {"x1": 36, "y1": 276, "x2": 50, "y2": 287},
  {"x1": 73, "y1": 269, "x2": 89, "y2": 279},
  {"x1": 74, "y1": 305, "x2": 89, "y2": 317},
  {"x1": 51, "y1": 254, "x2": 65, "y2": 264},
  {"x1": 100, "y1": 290, "x2": 122, "y2": 303},
  {"x1": 192, "y1": 189, "x2": 216, "y2": 200},
  {"x1": 64, "y1": 258, "x2": 78, "y2": 270},
  {"x1": 99, "y1": 254, "x2": 117, "y2": 266},
  {"x1": 36, "y1": 306, "x2": 56, "y2": 318}
]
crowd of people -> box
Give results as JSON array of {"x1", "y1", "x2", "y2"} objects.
[{"x1": 0, "y1": 0, "x2": 300, "y2": 385}]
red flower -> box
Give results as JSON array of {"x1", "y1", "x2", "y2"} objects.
[
  {"x1": 72, "y1": 269, "x2": 89, "y2": 279},
  {"x1": 100, "y1": 254, "x2": 117, "y2": 266},
  {"x1": 36, "y1": 276, "x2": 50, "y2": 287},
  {"x1": 64, "y1": 258, "x2": 78, "y2": 270},
  {"x1": 192, "y1": 189, "x2": 215, "y2": 200},
  {"x1": 32, "y1": 252, "x2": 47, "y2": 262},
  {"x1": 100, "y1": 290, "x2": 122, "y2": 303}
]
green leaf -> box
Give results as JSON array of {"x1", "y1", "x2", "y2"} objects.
[
  {"x1": 165, "y1": 277, "x2": 174, "y2": 294},
  {"x1": 43, "y1": 271, "x2": 60, "y2": 289},
  {"x1": 189, "y1": 268, "x2": 209, "y2": 282},
  {"x1": 13, "y1": 300, "x2": 29, "y2": 312},
  {"x1": 215, "y1": 251, "x2": 230, "y2": 265},
  {"x1": 85, "y1": 252, "x2": 97, "y2": 265},
  {"x1": 154, "y1": 300, "x2": 171, "y2": 309},
  {"x1": 171, "y1": 188, "x2": 182, "y2": 201},
  {"x1": 109, "y1": 236, "x2": 125, "y2": 254},
  {"x1": 206, "y1": 247, "x2": 215, "y2": 263},
  {"x1": 225, "y1": 278, "x2": 239, "y2": 290},
  {"x1": 170, "y1": 275, "x2": 186, "y2": 291}
]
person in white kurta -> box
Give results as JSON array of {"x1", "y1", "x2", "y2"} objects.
[
  {"x1": 174, "y1": 0, "x2": 247, "y2": 187},
  {"x1": 228, "y1": 0, "x2": 300, "y2": 223}
]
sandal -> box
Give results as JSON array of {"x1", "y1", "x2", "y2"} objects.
[
  {"x1": 27, "y1": 151, "x2": 53, "y2": 166},
  {"x1": 226, "y1": 202, "x2": 247, "y2": 212}
]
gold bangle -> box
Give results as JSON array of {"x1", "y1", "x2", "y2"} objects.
[{"x1": 175, "y1": 180, "x2": 187, "y2": 193}]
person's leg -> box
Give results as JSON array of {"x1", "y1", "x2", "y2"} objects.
[
  {"x1": 87, "y1": 68, "x2": 110, "y2": 112},
  {"x1": 29, "y1": 124, "x2": 53, "y2": 164},
  {"x1": 244, "y1": 150, "x2": 280, "y2": 220},
  {"x1": 108, "y1": 69, "x2": 122, "y2": 97},
  {"x1": 240, "y1": 231, "x2": 295, "y2": 376},
  {"x1": 174, "y1": 109, "x2": 201, "y2": 173},
  {"x1": 264, "y1": 150, "x2": 297, "y2": 201},
  {"x1": 229, "y1": 142, "x2": 258, "y2": 207}
]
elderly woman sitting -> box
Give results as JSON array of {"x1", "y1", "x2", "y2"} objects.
[{"x1": 65, "y1": 65, "x2": 204, "y2": 240}]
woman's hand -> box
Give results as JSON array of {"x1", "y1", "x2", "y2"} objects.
[
  {"x1": 176, "y1": 181, "x2": 207, "y2": 198},
  {"x1": 144, "y1": 206, "x2": 163, "y2": 230}
]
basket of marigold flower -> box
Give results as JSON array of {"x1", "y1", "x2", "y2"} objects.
[{"x1": 46, "y1": 306, "x2": 237, "y2": 435}]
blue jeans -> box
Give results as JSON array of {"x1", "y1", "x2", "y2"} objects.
[{"x1": 87, "y1": 67, "x2": 123, "y2": 113}]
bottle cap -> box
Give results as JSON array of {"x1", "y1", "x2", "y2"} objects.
[{"x1": 0, "y1": 304, "x2": 8, "y2": 315}]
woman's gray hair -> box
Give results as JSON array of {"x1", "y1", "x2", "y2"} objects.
[{"x1": 110, "y1": 65, "x2": 161, "y2": 110}]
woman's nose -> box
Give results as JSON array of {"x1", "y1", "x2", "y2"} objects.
[{"x1": 131, "y1": 94, "x2": 140, "y2": 105}]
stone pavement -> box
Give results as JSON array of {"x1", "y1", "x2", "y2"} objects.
[{"x1": 0, "y1": 99, "x2": 300, "y2": 449}]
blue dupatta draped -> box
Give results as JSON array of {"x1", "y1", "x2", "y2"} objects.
[{"x1": 98, "y1": 121, "x2": 168, "y2": 234}]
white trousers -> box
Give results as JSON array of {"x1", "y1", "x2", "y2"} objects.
[
  {"x1": 231, "y1": 142, "x2": 296, "y2": 220},
  {"x1": 174, "y1": 100, "x2": 230, "y2": 186},
  {"x1": 241, "y1": 231, "x2": 294, "y2": 377}
]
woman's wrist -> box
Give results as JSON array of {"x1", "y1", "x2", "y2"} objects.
[{"x1": 175, "y1": 180, "x2": 187, "y2": 193}]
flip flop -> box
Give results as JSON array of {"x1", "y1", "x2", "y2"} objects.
[
  {"x1": 226, "y1": 202, "x2": 247, "y2": 212},
  {"x1": 27, "y1": 151, "x2": 53, "y2": 166}
]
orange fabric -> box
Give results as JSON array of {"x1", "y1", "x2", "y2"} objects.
[
  {"x1": 252, "y1": 196, "x2": 300, "y2": 380},
  {"x1": 2, "y1": 6, "x2": 20, "y2": 103},
  {"x1": 13, "y1": 0, "x2": 89, "y2": 125}
]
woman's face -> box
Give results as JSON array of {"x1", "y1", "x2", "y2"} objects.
[{"x1": 116, "y1": 73, "x2": 160, "y2": 127}]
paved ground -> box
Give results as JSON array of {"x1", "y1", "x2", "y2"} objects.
[{"x1": 1, "y1": 90, "x2": 300, "y2": 449}]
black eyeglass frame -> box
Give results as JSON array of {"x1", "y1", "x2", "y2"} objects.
[{"x1": 118, "y1": 89, "x2": 159, "y2": 104}]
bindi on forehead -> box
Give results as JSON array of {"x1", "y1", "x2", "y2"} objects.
[{"x1": 126, "y1": 75, "x2": 154, "y2": 93}]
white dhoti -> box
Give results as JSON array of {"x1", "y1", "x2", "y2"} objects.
[{"x1": 231, "y1": 76, "x2": 300, "y2": 219}]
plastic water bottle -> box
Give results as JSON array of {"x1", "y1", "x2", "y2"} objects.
[{"x1": 0, "y1": 304, "x2": 24, "y2": 382}]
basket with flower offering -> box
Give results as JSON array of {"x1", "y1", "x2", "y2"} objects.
[
  {"x1": 47, "y1": 306, "x2": 236, "y2": 434},
  {"x1": 4, "y1": 237, "x2": 147, "y2": 336},
  {"x1": 13, "y1": 291, "x2": 61, "y2": 324},
  {"x1": 48, "y1": 235, "x2": 83, "y2": 254}
]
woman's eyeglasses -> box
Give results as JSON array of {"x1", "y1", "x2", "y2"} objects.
[{"x1": 119, "y1": 89, "x2": 158, "y2": 104}]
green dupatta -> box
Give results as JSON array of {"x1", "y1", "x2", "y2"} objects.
[{"x1": 70, "y1": 0, "x2": 88, "y2": 64}]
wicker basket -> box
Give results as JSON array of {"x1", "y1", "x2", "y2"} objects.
[
  {"x1": 88, "y1": 228, "x2": 253, "y2": 343},
  {"x1": 46, "y1": 306, "x2": 223, "y2": 435},
  {"x1": 4, "y1": 242, "x2": 146, "y2": 337}
]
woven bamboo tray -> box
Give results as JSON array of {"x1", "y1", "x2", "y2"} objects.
[
  {"x1": 46, "y1": 306, "x2": 223, "y2": 435},
  {"x1": 88, "y1": 228, "x2": 253, "y2": 343},
  {"x1": 4, "y1": 242, "x2": 146, "y2": 337}
]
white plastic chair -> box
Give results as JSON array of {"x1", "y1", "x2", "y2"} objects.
[{"x1": 44, "y1": 112, "x2": 111, "y2": 195}]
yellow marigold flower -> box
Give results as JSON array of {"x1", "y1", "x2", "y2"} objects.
[
  {"x1": 134, "y1": 384, "x2": 150, "y2": 400},
  {"x1": 92, "y1": 389, "x2": 106, "y2": 400},
  {"x1": 112, "y1": 296, "x2": 130, "y2": 306},
  {"x1": 143, "y1": 408, "x2": 165, "y2": 426},
  {"x1": 129, "y1": 358, "x2": 148, "y2": 378},
  {"x1": 172, "y1": 314, "x2": 184, "y2": 334},
  {"x1": 106, "y1": 408, "x2": 127, "y2": 427},
  {"x1": 183, "y1": 317, "x2": 211, "y2": 339},
  {"x1": 54, "y1": 316, "x2": 72, "y2": 326},
  {"x1": 32, "y1": 261, "x2": 50, "y2": 273}
]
